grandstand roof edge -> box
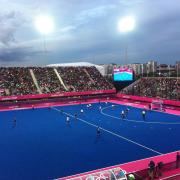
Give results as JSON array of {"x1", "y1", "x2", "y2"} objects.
[{"x1": 47, "y1": 62, "x2": 102, "y2": 68}]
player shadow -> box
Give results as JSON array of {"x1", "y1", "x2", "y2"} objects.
[
  {"x1": 66, "y1": 122, "x2": 72, "y2": 128},
  {"x1": 93, "y1": 133, "x2": 105, "y2": 144},
  {"x1": 12, "y1": 123, "x2": 17, "y2": 129},
  {"x1": 94, "y1": 134, "x2": 101, "y2": 144}
]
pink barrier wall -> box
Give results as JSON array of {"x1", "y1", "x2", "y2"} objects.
[
  {"x1": 0, "y1": 89, "x2": 116, "y2": 101},
  {"x1": 58, "y1": 151, "x2": 180, "y2": 180},
  {"x1": 116, "y1": 94, "x2": 180, "y2": 107}
]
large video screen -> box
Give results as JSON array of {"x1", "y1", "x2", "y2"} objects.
[{"x1": 113, "y1": 68, "x2": 133, "y2": 81}]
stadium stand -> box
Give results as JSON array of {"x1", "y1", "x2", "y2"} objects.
[
  {"x1": 0, "y1": 66, "x2": 114, "y2": 96},
  {"x1": 0, "y1": 67, "x2": 38, "y2": 96},
  {"x1": 32, "y1": 67, "x2": 65, "y2": 93},
  {"x1": 0, "y1": 65, "x2": 179, "y2": 180},
  {"x1": 85, "y1": 66, "x2": 114, "y2": 90},
  {"x1": 120, "y1": 77, "x2": 180, "y2": 100},
  {"x1": 56, "y1": 66, "x2": 95, "y2": 92}
]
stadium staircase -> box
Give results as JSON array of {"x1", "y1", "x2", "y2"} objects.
[
  {"x1": 121, "y1": 78, "x2": 142, "y2": 92},
  {"x1": 53, "y1": 68, "x2": 68, "y2": 91},
  {"x1": 83, "y1": 68, "x2": 95, "y2": 84},
  {"x1": 4, "y1": 89, "x2": 10, "y2": 96},
  {"x1": 29, "y1": 69, "x2": 42, "y2": 94}
]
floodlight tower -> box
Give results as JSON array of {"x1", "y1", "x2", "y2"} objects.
[
  {"x1": 118, "y1": 16, "x2": 135, "y2": 67},
  {"x1": 35, "y1": 15, "x2": 55, "y2": 52}
]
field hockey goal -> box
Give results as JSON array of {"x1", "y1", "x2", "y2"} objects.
[{"x1": 151, "y1": 100, "x2": 164, "y2": 111}]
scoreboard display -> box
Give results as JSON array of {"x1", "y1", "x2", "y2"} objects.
[{"x1": 113, "y1": 68, "x2": 133, "y2": 81}]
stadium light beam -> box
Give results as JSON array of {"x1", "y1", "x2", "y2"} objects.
[
  {"x1": 35, "y1": 15, "x2": 55, "y2": 52},
  {"x1": 117, "y1": 15, "x2": 136, "y2": 67},
  {"x1": 35, "y1": 15, "x2": 54, "y2": 35},
  {"x1": 118, "y1": 16, "x2": 135, "y2": 33}
]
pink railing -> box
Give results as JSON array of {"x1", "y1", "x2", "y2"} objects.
[
  {"x1": 116, "y1": 94, "x2": 180, "y2": 107},
  {"x1": 0, "y1": 89, "x2": 116, "y2": 101},
  {"x1": 57, "y1": 151, "x2": 180, "y2": 180}
]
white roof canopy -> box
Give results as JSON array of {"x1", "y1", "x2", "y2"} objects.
[{"x1": 47, "y1": 62, "x2": 105, "y2": 75}]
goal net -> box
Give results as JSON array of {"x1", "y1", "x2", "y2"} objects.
[{"x1": 151, "y1": 100, "x2": 164, "y2": 111}]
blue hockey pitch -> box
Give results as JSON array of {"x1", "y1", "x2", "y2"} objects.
[{"x1": 0, "y1": 102, "x2": 179, "y2": 180}]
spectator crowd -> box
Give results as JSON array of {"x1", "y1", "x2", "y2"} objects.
[
  {"x1": 0, "y1": 67, "x2": 38, "y2": 96},
  {"x1": 0, "y1": 66, "x2": 114, "y2": 96},
  {"x1": 57, "y1": 66, "x2": 114, "y2": 92},
  {"x1": 121, "y1": 77, "x2": 179, "y2": 100},
  {"x1": 32, "y1": 67, "x2": 65, "y2": 93}
]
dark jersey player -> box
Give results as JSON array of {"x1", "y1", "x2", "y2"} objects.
[
  {"x1": 74, "y1": 113, "x2": 77, "y2": 119},
  {"x1": 125, "y1": 108, "x2": 130, "y2": 115},
  {"x1": 13, "y1": 117, "x2": 17, "y2": 128},
  {"x1": 97, "y1": 127, "x2": 101, "y2": 135}
]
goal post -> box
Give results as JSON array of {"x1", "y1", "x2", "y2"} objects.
[{"x1": 151, "y1": 100, "x2": 164, "y2": 111}]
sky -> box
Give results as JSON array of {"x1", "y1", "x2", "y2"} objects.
[{"x1": 0, "y1": 0, "x2": 180, "y2": 66}]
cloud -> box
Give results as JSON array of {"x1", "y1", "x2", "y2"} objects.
[
  {"x1": 0, "y1": 0, "x2": 180, "y2": 65},
  {"x1": 77, "y1": 4, "x2": 116, "y2": 23},
  {"x1": 119, "y1": 0, "x2": 144, "y2": 6},
  {"x1": 0, "y1": 11, "x2": 26, "y2": 46},
  {"x1": 0, "y1": 46, "x2": 44, "y2": 63},
  {"x1": 59, "y1": 25, "x2": 76, "y2": 33}
]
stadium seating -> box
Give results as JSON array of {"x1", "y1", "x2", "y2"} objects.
[
  {"x1": 57, "y1": 66, "x2": 94, "y2": 91},
  {"x1": 0, "y1": 67, "x2": 38, "y2": 96},
  {"x1": 85, "y1": 67, "x2": 114, "y2": 90},
  {"x1": 0, "y1": 66, "x2": 114, "y2": 96},
  {"x1": 32, "y1": 67, "x2": 65, "y2": 93},
  {"x1": 121, "y1": 77, "x2": 179, "y2": 100}
]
